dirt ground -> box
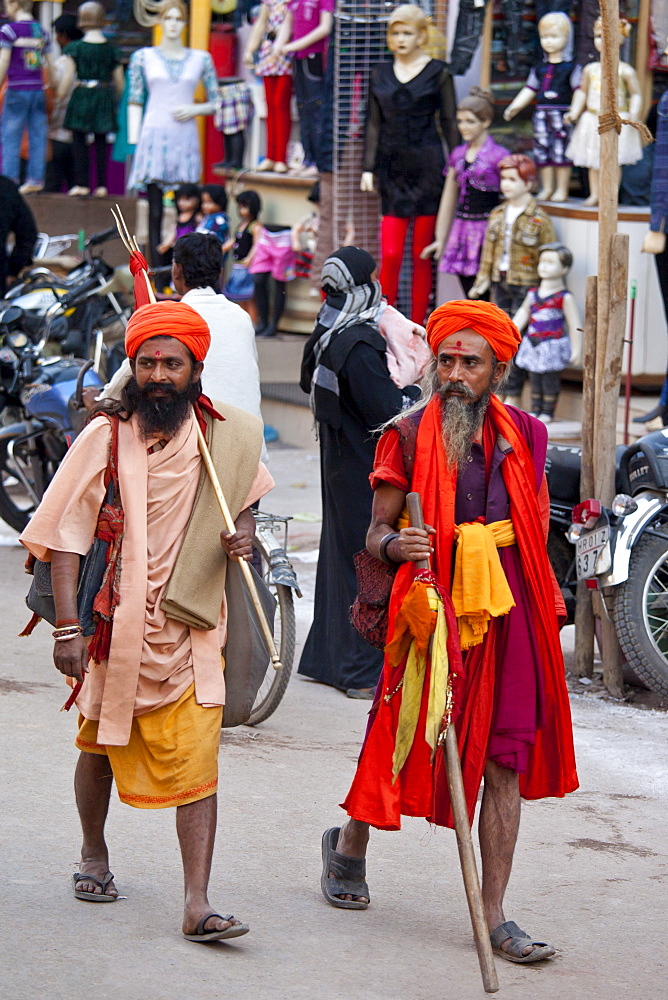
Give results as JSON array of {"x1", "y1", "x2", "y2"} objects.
[{"x1": 1, "y1": 443, "x2": 666, "y2": 1000}]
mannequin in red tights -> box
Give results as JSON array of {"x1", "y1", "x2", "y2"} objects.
[
  {"x1": 361, "y1": 4, "x2": 457, "y2": 324},
  {"x1": 243, "y1": 0, "x2": 292, "y2": 173}
]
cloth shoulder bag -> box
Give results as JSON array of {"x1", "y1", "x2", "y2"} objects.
[
  {"x1": 221, "y1": 559, "x2": 276, "y2": 727},
  {"x1": 23, "y1": 415, "x2": 122, "y2": 637}
]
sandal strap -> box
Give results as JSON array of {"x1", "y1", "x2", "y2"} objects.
[
  {"x1": 490, "y1": 920, "x2": 549, "y2": 957},
  {"x1": 328, "y1": 849, "x2": 366, "y2": 881},
  {"x1": 326, "y1": 876, "x2": 369, "y2": 900},
  {"x1": 196, "y1": 913, "x2": 236, "y2": 935},
  {"x1": 73, "y1": 871, "x2": 114, "y2": 891}
]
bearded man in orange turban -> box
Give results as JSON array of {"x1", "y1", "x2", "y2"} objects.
[
  {"x1": 320, "y1": 300, "x2": 578, "y2": 965},
  {"x1": 20, "y1": 300, "x2": 274, "y2": 942}
]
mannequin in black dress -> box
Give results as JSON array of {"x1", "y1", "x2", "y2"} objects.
[{"x1": 361, "y1": 4, "x2": 458, "y2": 324}]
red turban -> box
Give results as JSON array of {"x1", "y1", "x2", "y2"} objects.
[
  {"x1": 426, "y1": 300, "x2": 522, "y2": 363},
  {"x1": 125, "y1": 301, "x2": 211, "y2": 361}
]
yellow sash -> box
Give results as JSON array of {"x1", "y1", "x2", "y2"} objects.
[{"x1": 452, "y1": 519, "x2": 516, "y2": 648}]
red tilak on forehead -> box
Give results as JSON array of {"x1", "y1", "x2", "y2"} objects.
[{"x1": 155, "y1": 351, "x2": 161, "y2": 357}]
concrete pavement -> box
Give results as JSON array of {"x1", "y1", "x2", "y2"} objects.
[{"x1": 1, "y1": 441, "x2": 666, "y2": 1000}]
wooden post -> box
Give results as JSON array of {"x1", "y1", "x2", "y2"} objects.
[
  {"x1": 592, "y1": 0, "x2": 628, "y2": 697},
  {"x1": 574, "y1": 276, "x2": 598, "y2": 678}
]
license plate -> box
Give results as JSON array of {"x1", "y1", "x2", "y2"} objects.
[{"x1": 575, "y1": 525, "x2": 611, "y2": 580}]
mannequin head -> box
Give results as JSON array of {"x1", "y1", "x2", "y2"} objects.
[
  {"x1": 593, "y1": 16, "x2": 632, "y2": 54},
  {"x1": 158, "y1": 0, "x2": 188, "y2": 40},
  {"x1": 498, "y1": 154, "x2": 537, "y2": 201},
  {"x1": 387, "y1": 5, "x2": 429, "y2": 56},
  {"x1": 237, "y1": 190, "x2": 261, "y2": 222},
  {"x1": 77, "y1": 2, "x2": 105, "y2": 30},
  {"x1": 201, "y1": 184, "x2": 228, "y2": 216},
  {"x1": 538, "y1": 11, "x2": 571, "y2": 59},
  {"x1": 5, "y1": 0, "x2": 33, "y2": 13},
  {"x1": 537, "y1": 242, "x2": 572, "y2": 281},
  {"x1": 53, "y1": 12, "x2": 83, "y2": 47},
  {"x1": 456, "y1": 87, "x2": 494, "y2": 142}
]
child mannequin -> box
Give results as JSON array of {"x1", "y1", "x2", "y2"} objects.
[
  {"x1": 470, "y1": 154, "x2": 556, "y2": 315},
  {"x1": 512, "y1": 243, "x2": 581, "y2": 422},
  {"x1": 0, "y1": 0, "x2": 53, "y2": 194},
  {"x1": 223, "y1": 189, "x2": 262, "y2": 309},
  {"x1": 157, "y1": 183, "x2": 201, "y2": 258},
  {"x1": 273, "y1": 0, "x2": 334, "y2": 177},
  {"x1": 503, "y1": 12, "x2": 577, "y2": 202},
  {"x1": 195, "y1": 184, "x2": 230, "y2": 248},
  {"x1": 564, "y1": 18, "x2": 642, "y2": 207},
  {"x1": 243, "y1": 0, "x2": 293, "y2": 173},
  {"x1": 58, "y1": 2, "x2": 124, "y2": 197},
  {"x1": 361, "y1": 4, "x2": 457, "y2": 324},
  {"x1": 421, "y1": 87, "x2": 507, "y2": 297}
]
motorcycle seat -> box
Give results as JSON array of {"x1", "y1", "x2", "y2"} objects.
[{"x1": 546, "y1": 443, "x2": 626, "y2": 504}]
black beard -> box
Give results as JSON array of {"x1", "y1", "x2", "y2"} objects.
[
  {"x1": 437, "y1": 382, "x2": 492, "y2": 471},
  {"x1": 123, "y1": 377, "x2": 201, "y2": 439}
]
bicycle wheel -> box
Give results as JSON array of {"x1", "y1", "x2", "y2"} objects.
[{"x1": 247, "y1": 537, "x2": 296, "y2": 725}]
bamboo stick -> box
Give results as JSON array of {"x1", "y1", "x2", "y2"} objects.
[{"x1": 195, "y1": 422, "x2": 282, "y2": 671}]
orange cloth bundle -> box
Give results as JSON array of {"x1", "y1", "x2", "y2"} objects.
[{"x1": 125, "y1": 301, "x2": 211, "y2": 361}]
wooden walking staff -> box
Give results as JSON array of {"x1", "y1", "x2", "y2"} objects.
[
  {"x1": 406, "y1": 492, "x2": 499, "y2": 994},
  {"x1": 110, "y1": 205, "x2": 282, "y2": 672}
]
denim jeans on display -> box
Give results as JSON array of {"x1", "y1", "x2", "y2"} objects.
[
  {"x1": 293, "y1": 54, "x2": 325, "y2": 167},
  {"x1": 449, "y1": 0, "x2": 488, "y2": 77},
  {"x1": 0, "y1": 88, "x2": 48, "y2": 184}
]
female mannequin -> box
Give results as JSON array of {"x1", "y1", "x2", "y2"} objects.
[
  {"x1": 421, "y1": 87, "x2": 507, "y2": 297},
  {"x1": 564, "y1": 18, "x2": 642, "y2": 207},
  {"x1": 58, "y1": 2, "x2": 124, "y2": 197},
  {"x1": 503, "y1": 12, "x2": 577, "y2": 202},
  {"x1": 243, "y1": 0, "x2": 292, "y2": 174},
  {"x1": 361, "y1": 4, "x2": 457, "y2": 324},
  {"x1": 127, "y1": 0, "x2": 218, "y2": 265}
]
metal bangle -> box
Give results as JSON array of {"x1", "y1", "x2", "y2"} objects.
[{"x1": 378, "y1": 531, "x2": 400, "y2": 566}]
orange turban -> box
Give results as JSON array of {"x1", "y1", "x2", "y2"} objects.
[
  {"x1": 426, "y1": 300, "x2": 522, "y2": 363},
  {"x1": 125, "y1": 301, "x2": 211, "y2": 361}
]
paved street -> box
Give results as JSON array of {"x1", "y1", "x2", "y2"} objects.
[{"x1": 1, "y1": 442, "x2": 666, "y2": 1000}]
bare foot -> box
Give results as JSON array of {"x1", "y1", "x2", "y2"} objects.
[
  {"x1": 550, "y1": 190, "x2": 569, "y2": 202},
  {"x1": 536, "y1": 189, "x2": 554, "y2": 201},
  {"x1": 582, "y1": 194, "x2": 598, "y2": 207}
]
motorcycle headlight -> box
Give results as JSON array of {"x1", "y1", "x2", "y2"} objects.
[
  {"x1": 611, "y1": 493, "x2": 638, "y2": 517},
  {"x1": 0, "y1": 346, "x2": 18, "y2": 387},
  {"x1": 566, "y1": 523, "x2": 584, "y2": 544}
]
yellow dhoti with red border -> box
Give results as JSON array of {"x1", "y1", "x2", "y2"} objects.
[{"x1": 75, "y1": 684, "x2": 222, "y2": 809}]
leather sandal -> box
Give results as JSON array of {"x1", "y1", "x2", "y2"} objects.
[
  {"x1": 320, "y1": 826, "x2": 370, "y2": 909},
  {"x1": 490, "y1": 920, "x2": 556, "y2": 963}
]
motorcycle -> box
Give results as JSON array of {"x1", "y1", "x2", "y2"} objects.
[
  {"x1": 6, "y1": 227, "x2": 130, "y2": 377},
  {"x1": 0, "y1": 295, "x2": 103, "y2": 533},
  {"x1": 546, "y1": 433, "x2": 668, "y2": 696}
]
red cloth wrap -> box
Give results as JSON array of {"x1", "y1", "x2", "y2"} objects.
[
  {"x1": 426, "y1": 300, "x2": 522, "y2": 363},
  {"x1": 125, "y1": 301, "x2": 211, "y2": 361},
  {"x1": 128, "y1": 251, "x2": 153, "y2": 308},
  {"x1": 342, "y1": 394, "x2": 578, "y2": 830}
]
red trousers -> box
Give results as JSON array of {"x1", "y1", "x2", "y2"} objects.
[
  {"x1": 263, "y1": 75, "x2": 292, "y2": 164},
  {"x1": 379, "y1": 214, "x2": 437, "y2": 325}
]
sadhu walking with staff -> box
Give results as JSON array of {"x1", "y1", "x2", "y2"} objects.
[
  {"x1": 20, "y1": 301, "x2": 273, "y2": 942},
  {"x1": 321, "y1": 299, "x2": 578, "y2": 964}
]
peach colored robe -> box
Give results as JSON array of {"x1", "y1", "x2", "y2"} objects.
[{"x1": 20, "y1": 411, "x2": 274, "y2": 746}]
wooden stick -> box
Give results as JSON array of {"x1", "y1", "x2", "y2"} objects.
[
  {"x1": 195, "y1": 421, "x2": 282, "y2": 671},
  {"x1": 445, "y1": 724, "x2": 499, "y2": 994},
  {"x1": 405, "y1": 491, "x2": 499, "y2": 994}
]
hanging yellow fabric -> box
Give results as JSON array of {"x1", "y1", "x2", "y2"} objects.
[{"x1": 451, "y1": 519, "x2": 516, "y2": 649}]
